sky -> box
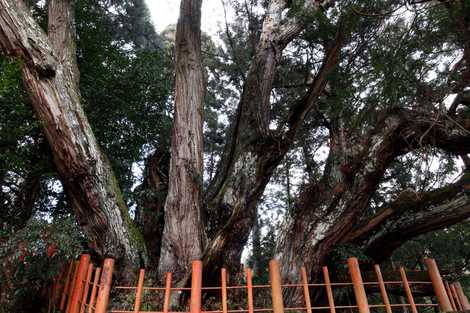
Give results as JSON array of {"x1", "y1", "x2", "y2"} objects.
[{"x1": 144, "y1": 0, "x2": 230, "y2": 37}]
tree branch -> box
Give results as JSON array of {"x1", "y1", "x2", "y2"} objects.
[
  {"x1": 0, "y1": 0, "x2": 56, "y2": 76},
  {"x1": 361, "y1": 171, "x2": 470, "y2": 261},
  {"x1": 283, "y1": 26, "x2": 344, "y2": 142}
]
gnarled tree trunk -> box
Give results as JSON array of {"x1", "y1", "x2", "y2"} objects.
[
  {"x1": 202, "y1": 1, "x2": 341, "y2": 282},
  {"x1": 275, "y1": 108, "x2": 470, "y2": 293},
  {"x1": 0, "y1": 0, "x2": 146, "y2": 268}
]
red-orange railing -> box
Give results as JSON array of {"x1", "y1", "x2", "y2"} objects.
[{"x1": 49, "y1": 255, "x2": 470, "y2": 313}]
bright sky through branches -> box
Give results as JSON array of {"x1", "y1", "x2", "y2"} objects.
[{"x1": 144, "y1": 0, "x2": 230, "y2": 36}]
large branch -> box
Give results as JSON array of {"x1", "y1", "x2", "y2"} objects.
[
  {"x1": 48, "y1": 0, "x2": 79, "y2": 84},
  {"x1": 201, "y1": 7, "x2": 344, "y2": 283},
  {"x1": 0, "y1": 1, "x2": 56, "y2": 75},
  {"x1": 283, "y1": 26, "x2": 345, "y2": 142},
  {"x1": 361, "y1": 171, "x2": 470, "y2": 261},
  {"x1": 0, "y1": 0, "x2": 146, "y2": 268},
  {"x1": 275, "y1": 107, "x2": 470, "y2": 285},
  {"x1": 204, "y1": 0, "x2": 327, "y2": 206}
]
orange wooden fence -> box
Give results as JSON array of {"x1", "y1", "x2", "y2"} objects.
[{"x1": 48, "y1": 255, "x2": 470, "y2": 313}]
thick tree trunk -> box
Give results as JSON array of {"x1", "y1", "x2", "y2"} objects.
[
  {"x1": 202, "y1": 7, "x2": 342, "y2": 282},
  {"x1": 0, "y1": 0, "x2": 146, "y2": 267},
  {"x1": 135, "y1": 150, "x2": 169, "y2": 269},
  {"x1": 275, "y1": 108, "x2": 470, "y2": 292},
  {"x1": 158, "y1": 0, "x2": 206, "y2": 284}
]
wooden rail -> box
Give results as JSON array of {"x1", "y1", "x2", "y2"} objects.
[{"x1": 49, "y1": 255, "x2": 469, "y2": 313}]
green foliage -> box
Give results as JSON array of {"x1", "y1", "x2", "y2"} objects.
[
  {"x1": 0, "y1": 57, "x2": 40, "y2": 175},
  {"x1": 76, "y1": 0, "x2": 173, "y2": 194},
  {"x1": 392, "y1": 223, "x2": 470, "y2": 292},
  {"x1": 0, "y1": 217, "x2": 83, "y2": 312},
  {"x1": 247, "y1": 221, "x2": 277, "y2": 283}
]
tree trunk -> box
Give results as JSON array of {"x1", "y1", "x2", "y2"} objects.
[
  {"x1": 0, "y1": 0, "x2": 146, "y2": 268},
  {"x1": 135, "y1": 150, "x2": 169, "y2": 269},
  {"x1": 158, "y1": 0, "x2": 206, "y2": 284},
  {"x1": 202, "y1": 5, "x2": 342, "y2": 282},
  {"x1": 275, "y1": 108, "x2": 470, "y2": 295}
]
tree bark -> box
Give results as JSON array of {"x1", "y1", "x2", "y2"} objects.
[
  {"x1": 135, "y1": 150, "x2": 169, "y2": 269},
  {"x1": 158, "y1": 0, "x2": 206, "y2": 284},
  {"x1": 358, "y1": 171, "x2": 470, "y2": 261},
  {"x1": 202, "y1": 7, "x2": 343, "y2": 282},
  {"x1": 275, "y1": 108, "x2": 470, "y2": 289},
  {"x1": 0, "y1": 0, "x2": 146, "y2": 267}
]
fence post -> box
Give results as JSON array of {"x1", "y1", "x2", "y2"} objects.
[
  {"x1": 348, "y1": 258, "x2": 370, "y2": 313},
  {"x1": 269, "y1": 260, "x2": 285, "y2": 313},
  {"x1": 301, "y1": 267, "x2": 312, "y2": 313},
  {"x1": 451, "y1": 283, "x2": 464, "y2": 311},
  {"x1": 424, "y1": 258, "x2": 453, "y2": 312},
  {"x1": 445, "y1": 281, "x2": 457, "y2": 311},
  {"x1": 454, "y1": 282, "x2": 470, "y2": 311},
  {"x1": 399, "y1": 267, "x2": 417, "y2": 313},
  {"x1": 60, "y1": 261, "x2": 75, "y2": 310},
  {"x1": 80, "y1": 264, "x2": 94, "y2": 313},
  {"x1": 88, "y1": 267, "x2": 101, "y2": 313},
  {"x1": 246, "y1": 268, "x2": 254, "y2": 313},
  {"x1": 190, "y1": 260, "x2": 203, "y2": 313},
  {"x1": 133, "y1": 269, "x2": 145, "y2": 313},
  {"x1": 69, "y1": 254, "x2": 91, "y2": 313},
  {"x1": 221, "y1": 269, "x2": 228, "y2": 313},
  {"x1": 163, "y1": 272, "x2": 172, "y2": 313},
  {"x1": 66, "y1": 260, "x2": 83, "y2": 313},
  {"x1": 374, "y1": 265, "x2": 392, "y2": 313},
  {"x1": 95, "y1": 258, "x2": 114, "y2": 313},
  {"x1": 322, "y1": 266, "x2": 336, "y2": 313}
]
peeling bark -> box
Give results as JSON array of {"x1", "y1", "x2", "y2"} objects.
[
  {"x1": 0, "y1": 0, "x2": 146, "y2": 267},
  {"x1": 202, "y1": 0, "x2": 339, "y2": 283},
  {"x1": 158, "y1": 0, "x2": 206, "y2": 284},
  {"x1": 275, "y1": 108, "x2": 470, "y2": 290}
]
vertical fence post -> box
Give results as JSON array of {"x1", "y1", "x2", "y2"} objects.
[
  {"x1": 269, "y1": 260, "x2": 285, "y2": 313},
  {"x1": 190, "y1": 260, "x2": 203, "y2": 313},
  {"x1": 163, "y1": 272, "x2": 172, "y2": 313},
  {"x1": 301, "y1": 267, "x2": 313, "y2": 313},
  {"x1": 399, "y1": 267, "x2": 417, "y2": 313},
  {"x1": 246, "y1": 268, "x2": 254, "y2": 313},
  {"x1": 451, "y1": 284, "x2": 463, "y2": 311},
  {"x1": 445, "y1": 281, "x2": 457, "y2": 311},
  {"x1": 348, "y1": 258, "x2": 370, "y2": 313},
  {"x1": 80, "y1": 264, "x2": 94, "y2": 313},
  {"x1": 95, "y1": 258, "x2": 114, "y2": 313},
  {"x1": 88, "y1": 267, "x2": 101, "y2": 313},
  {"x1": 374, "y1": 265, "x2": 392, "y2": 313},
  {"x1": 69, "y1": 254, "x2": 91, "y2": 313},
  {"x1": 322, "y1": 266, "x2": 336, "y2": 313},
  {"x1": 454, "y1": 282, "x2": 470, "y2": 311},
  {"x1": 424, "y1": 258, "x2": 453, "y2": 312},
  {"x1": 60, "y1": 261, "x2": 75, "y2": 310},
  {"x1": 133, "y1": 269, "x2": 146, "y2": 313},
  {"x1": 221, "y1": 269, "x2": 228, "y2": 313},
  {"x1": 66, "y1": 261, "x2": 80, "y2": 313}
]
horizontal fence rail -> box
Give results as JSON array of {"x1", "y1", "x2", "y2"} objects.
[{"x1": 49, "y1": 255, "x2": 470, "y2": 313}]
